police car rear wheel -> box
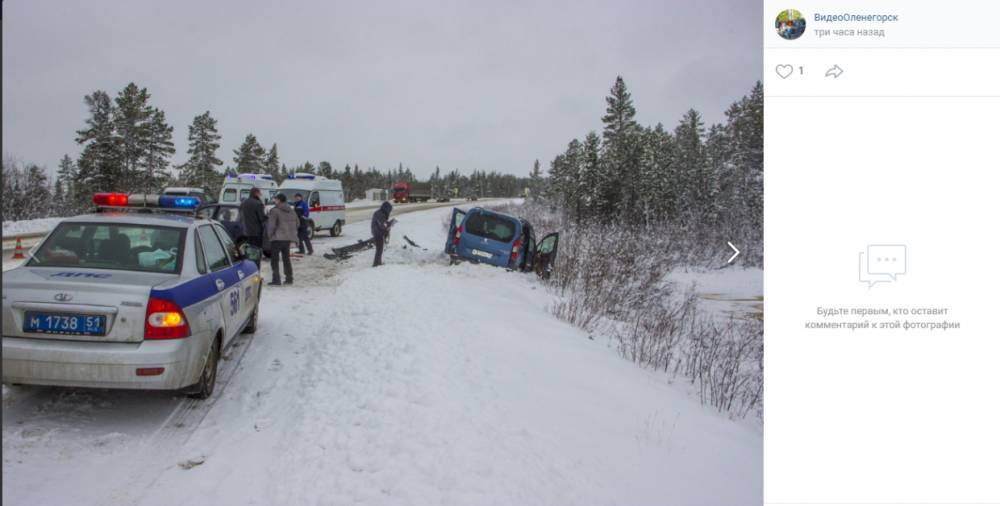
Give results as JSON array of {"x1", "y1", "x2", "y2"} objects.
[
  {"x1": 331, "y1": 221, "x2": 342, "y2": 237},
  {"x1": 188, "y1": 337, "x2": 219, "y2": 399},
  {"x1": 242, "y1": 298, "x2": 259, "y2": 334}
]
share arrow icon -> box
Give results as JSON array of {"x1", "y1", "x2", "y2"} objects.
[{"x1": 727, "y1": 242, "x2": 741, "y2": 264}]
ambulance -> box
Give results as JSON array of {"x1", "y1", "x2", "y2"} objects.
[
  {"x1": 275, "y1": 173, "x2": 346, "y2": 237},
  {"x1": 218, "y1": 174, "x2": 279, "y2": 204}
]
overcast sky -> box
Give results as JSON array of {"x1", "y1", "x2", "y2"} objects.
[{"x1": 2, "y1": 0, "x2": 761, "y2": 178}]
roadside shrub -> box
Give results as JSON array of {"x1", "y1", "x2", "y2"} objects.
[{"x1": 509, "y1": 200, "x2": 763, "y2": 419}]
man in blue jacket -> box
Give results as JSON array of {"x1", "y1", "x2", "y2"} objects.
[
  {"x1": 370, "y1": 201, "x2": 392, "y2": 267},
  {"x1": 293, "y1": 193, "x2": 313, "y2": 255}
]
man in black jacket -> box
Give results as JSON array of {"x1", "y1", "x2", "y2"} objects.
[
  {"x1": 370, "y1": 201, "x2": 392, "y2": 267},
  {"x1": 240, "y1": 188, "x2": 267, "y2": 265}
]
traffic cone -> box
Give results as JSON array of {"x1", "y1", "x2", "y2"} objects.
[{"x1": 12, "y1": 238, "x2": 26, "y2": 260}]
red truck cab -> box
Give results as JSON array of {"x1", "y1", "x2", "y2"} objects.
[{"x1": 392, "y1": 181, "x2": 431, "y2": 203}]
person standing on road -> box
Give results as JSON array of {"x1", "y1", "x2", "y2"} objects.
[
  {"x1": 266, "y1": 193, "x2": 299, "y2": 285},
  {"x1": 293, "y1": 193, "x2": 313, "y2": 255},
  {"x1": 240, "y1": 188, "x2": 267, "y2": 267},
  {"x1": 370, "y1": 201, "x2": 393, "y2": 267}
]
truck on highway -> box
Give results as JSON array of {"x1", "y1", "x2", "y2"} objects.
[{"x1": 392, "y1": 181, "x2": 431, "y2": 203}]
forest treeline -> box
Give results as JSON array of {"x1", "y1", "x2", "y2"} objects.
[{"x1": 2, "y1": 82, "x2": 530, "y2": 221}]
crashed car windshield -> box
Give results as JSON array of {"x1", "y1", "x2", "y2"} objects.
[
  {"x1": 464, "y1": 212, "x2": 516, "y2": 242},
  {"x1": 27, "y1": 223, "x2": 185, "y2": 274}
]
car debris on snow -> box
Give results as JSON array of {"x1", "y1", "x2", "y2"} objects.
[{"x1": 177, "y1": 456, "x2": 206, "y2": 470}]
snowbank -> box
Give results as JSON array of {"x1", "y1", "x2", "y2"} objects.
[
  {"x1": 346, "y1": 198, "x2": 384, "y2": 208},
  {"x1": 2, "y1": 217, "x2": 64, "y2": 237}
]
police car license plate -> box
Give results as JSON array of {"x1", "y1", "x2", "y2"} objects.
[
  {"x1": 23, "y1": 312, "x2": 107, "y2": 336},
  {"x1": 471, "y1": 249, "x2": 493, "y2": 258}
]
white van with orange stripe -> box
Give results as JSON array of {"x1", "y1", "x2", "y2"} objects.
[{"x1": 275, "y1": 174, "x2": 346, "y2": 237}]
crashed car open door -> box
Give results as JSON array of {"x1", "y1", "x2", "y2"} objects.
[
  {"x1": 532, "y1": 232, "x2": 559, "y2": 279},
  {"x1": 196, "y1": 204, "x2": 244, "y2": 244},
  {"x1": 444, "y1": 208, "x2": 466, "y2": 255}
]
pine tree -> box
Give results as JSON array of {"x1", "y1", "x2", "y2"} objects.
[
  {"x1": 577, "y1": 132, "x2": 603, "y2": 220},
  {"x1": 318, "y1": 161, "x2": 333, "y2": 178},
  {"x1": 528, "y1": 159, "x2": 543, "y2": 199},
  {"x1": 643, "y1": 123, "x2": 675, "y2": 221},
  {"x1": 53, "y1": 176, "x2": 66, "y2": 215},
  {"x1": 673, "y1": 109, "x2": 709, "y2": 223},
  {"x1": 56, "y1": 154, "x2": 77, "y2": 204},
  {"x1": 180, "y1": 111, "x2": 223, "y2": 192},
  {"x1": 263, "y1": 144, "x2": 281, "y2": 181},
  {"x1": 75, "y1": 90, "x2": 121, "y2": 195},
  {"x1": 600, "y1": 76, "x2": 642, "y2": 221},
  {"x1": 140, "y1": 108, "x2": 175, "y2": 194},
  {"x1": 723, "y1": 82, "x2": 763, "y2": 254},
  {"x1": 233, "y1": 134, "x2": 266, "y2": 173},
  {"x1": 114, "y1": 83, "x2": 155, "y2": 185}
]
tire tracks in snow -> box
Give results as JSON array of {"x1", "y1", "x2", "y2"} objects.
[{"x1": 104, "y1": 330, "x2": 259, "y2": 506}]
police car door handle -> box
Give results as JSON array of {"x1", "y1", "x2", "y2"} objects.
[{"x1": 215, "y1": 279, "x2": 226, "y2": 291}]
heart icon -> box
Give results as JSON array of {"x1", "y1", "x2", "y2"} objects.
[{"x1": 775, "y1": 64, "x2": 793, "y2": 79}]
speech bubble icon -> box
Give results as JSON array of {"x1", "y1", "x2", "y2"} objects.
[{"x1": 867, "y1": 245, "x2": 907, "y2": 281}]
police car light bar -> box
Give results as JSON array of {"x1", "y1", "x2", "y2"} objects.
[
  {"x1": 93, "y1": 193, "x2": 129, "y2": 206},
  {"x1": 159, "y1": 195, "x2": 201, "y2": 209},
  {"x1": 92, "y1": 193, "x2": 200, "y2": 211},
  {"x1": 287, "y1": 173, "x2": 315, "y2": 180}
]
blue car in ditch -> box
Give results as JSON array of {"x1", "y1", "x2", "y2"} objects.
[{"x1": 444, "y1": 207, "x2": 559, "y2": 279}]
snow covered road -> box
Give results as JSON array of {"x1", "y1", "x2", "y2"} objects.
[{"x1": 3, "y1": 203, "x2": 761, "y2": 505}]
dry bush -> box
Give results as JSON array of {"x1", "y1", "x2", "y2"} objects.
[{"x1": 514, "y1": 200, "x2": 763, "y2": 419}]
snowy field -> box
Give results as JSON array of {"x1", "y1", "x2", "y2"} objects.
[
  {"x1": 669, "y1": 267, "x2": 763, "y2": 321},
  {"x1": 2, "y1": 203, "x2": 761, "y2": 505},
  {"x1": 2, "y1": 217, "x2": 64, "y2": 237},
  {"x1": 346, "y1": 198, "x2": 383, "y2": 208}
]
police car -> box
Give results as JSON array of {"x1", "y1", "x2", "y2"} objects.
[{"x1": 1, "y1": 193, "x2": 262, "y2": 399}]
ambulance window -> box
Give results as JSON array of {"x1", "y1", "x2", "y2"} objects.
[
  {"x1": 319, "y1": 190, "x2": 338, "y2": 206},
  {"x1": 222, "y1": 188, "x2": 237, "y2": 202},
  {"x1": 240, "y1": 189, "x2": 250, "y2": 201},
  {"x1": 310, "y1": 192, "x2": 320, "y2": 207}
]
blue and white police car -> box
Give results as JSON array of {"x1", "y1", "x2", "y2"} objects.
[{"x1": 1, "y1": 193, "x2": 262, "y2": 399}]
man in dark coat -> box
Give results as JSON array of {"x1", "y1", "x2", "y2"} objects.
[
  {"x1": 293, "y1": 193, "x2": 313, "y2": 255},
  {"x1": 370, "y1": 201, "x2": 392, "y2": 267},
  {"x1": 240, "y1": 188, "x2": 267, "y2": 265}
]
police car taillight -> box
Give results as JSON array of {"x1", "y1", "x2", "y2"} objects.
[
  {"x1": 93, "y1": 193, "x2": 129, "y2": 206},
  {"x1": 145, "y1": 297, "x2": 191, "y2": 339}
]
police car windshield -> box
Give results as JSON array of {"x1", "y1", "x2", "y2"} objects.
[{"x1": 27, "y1": 223, "x2": 184, "y2": 274}]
